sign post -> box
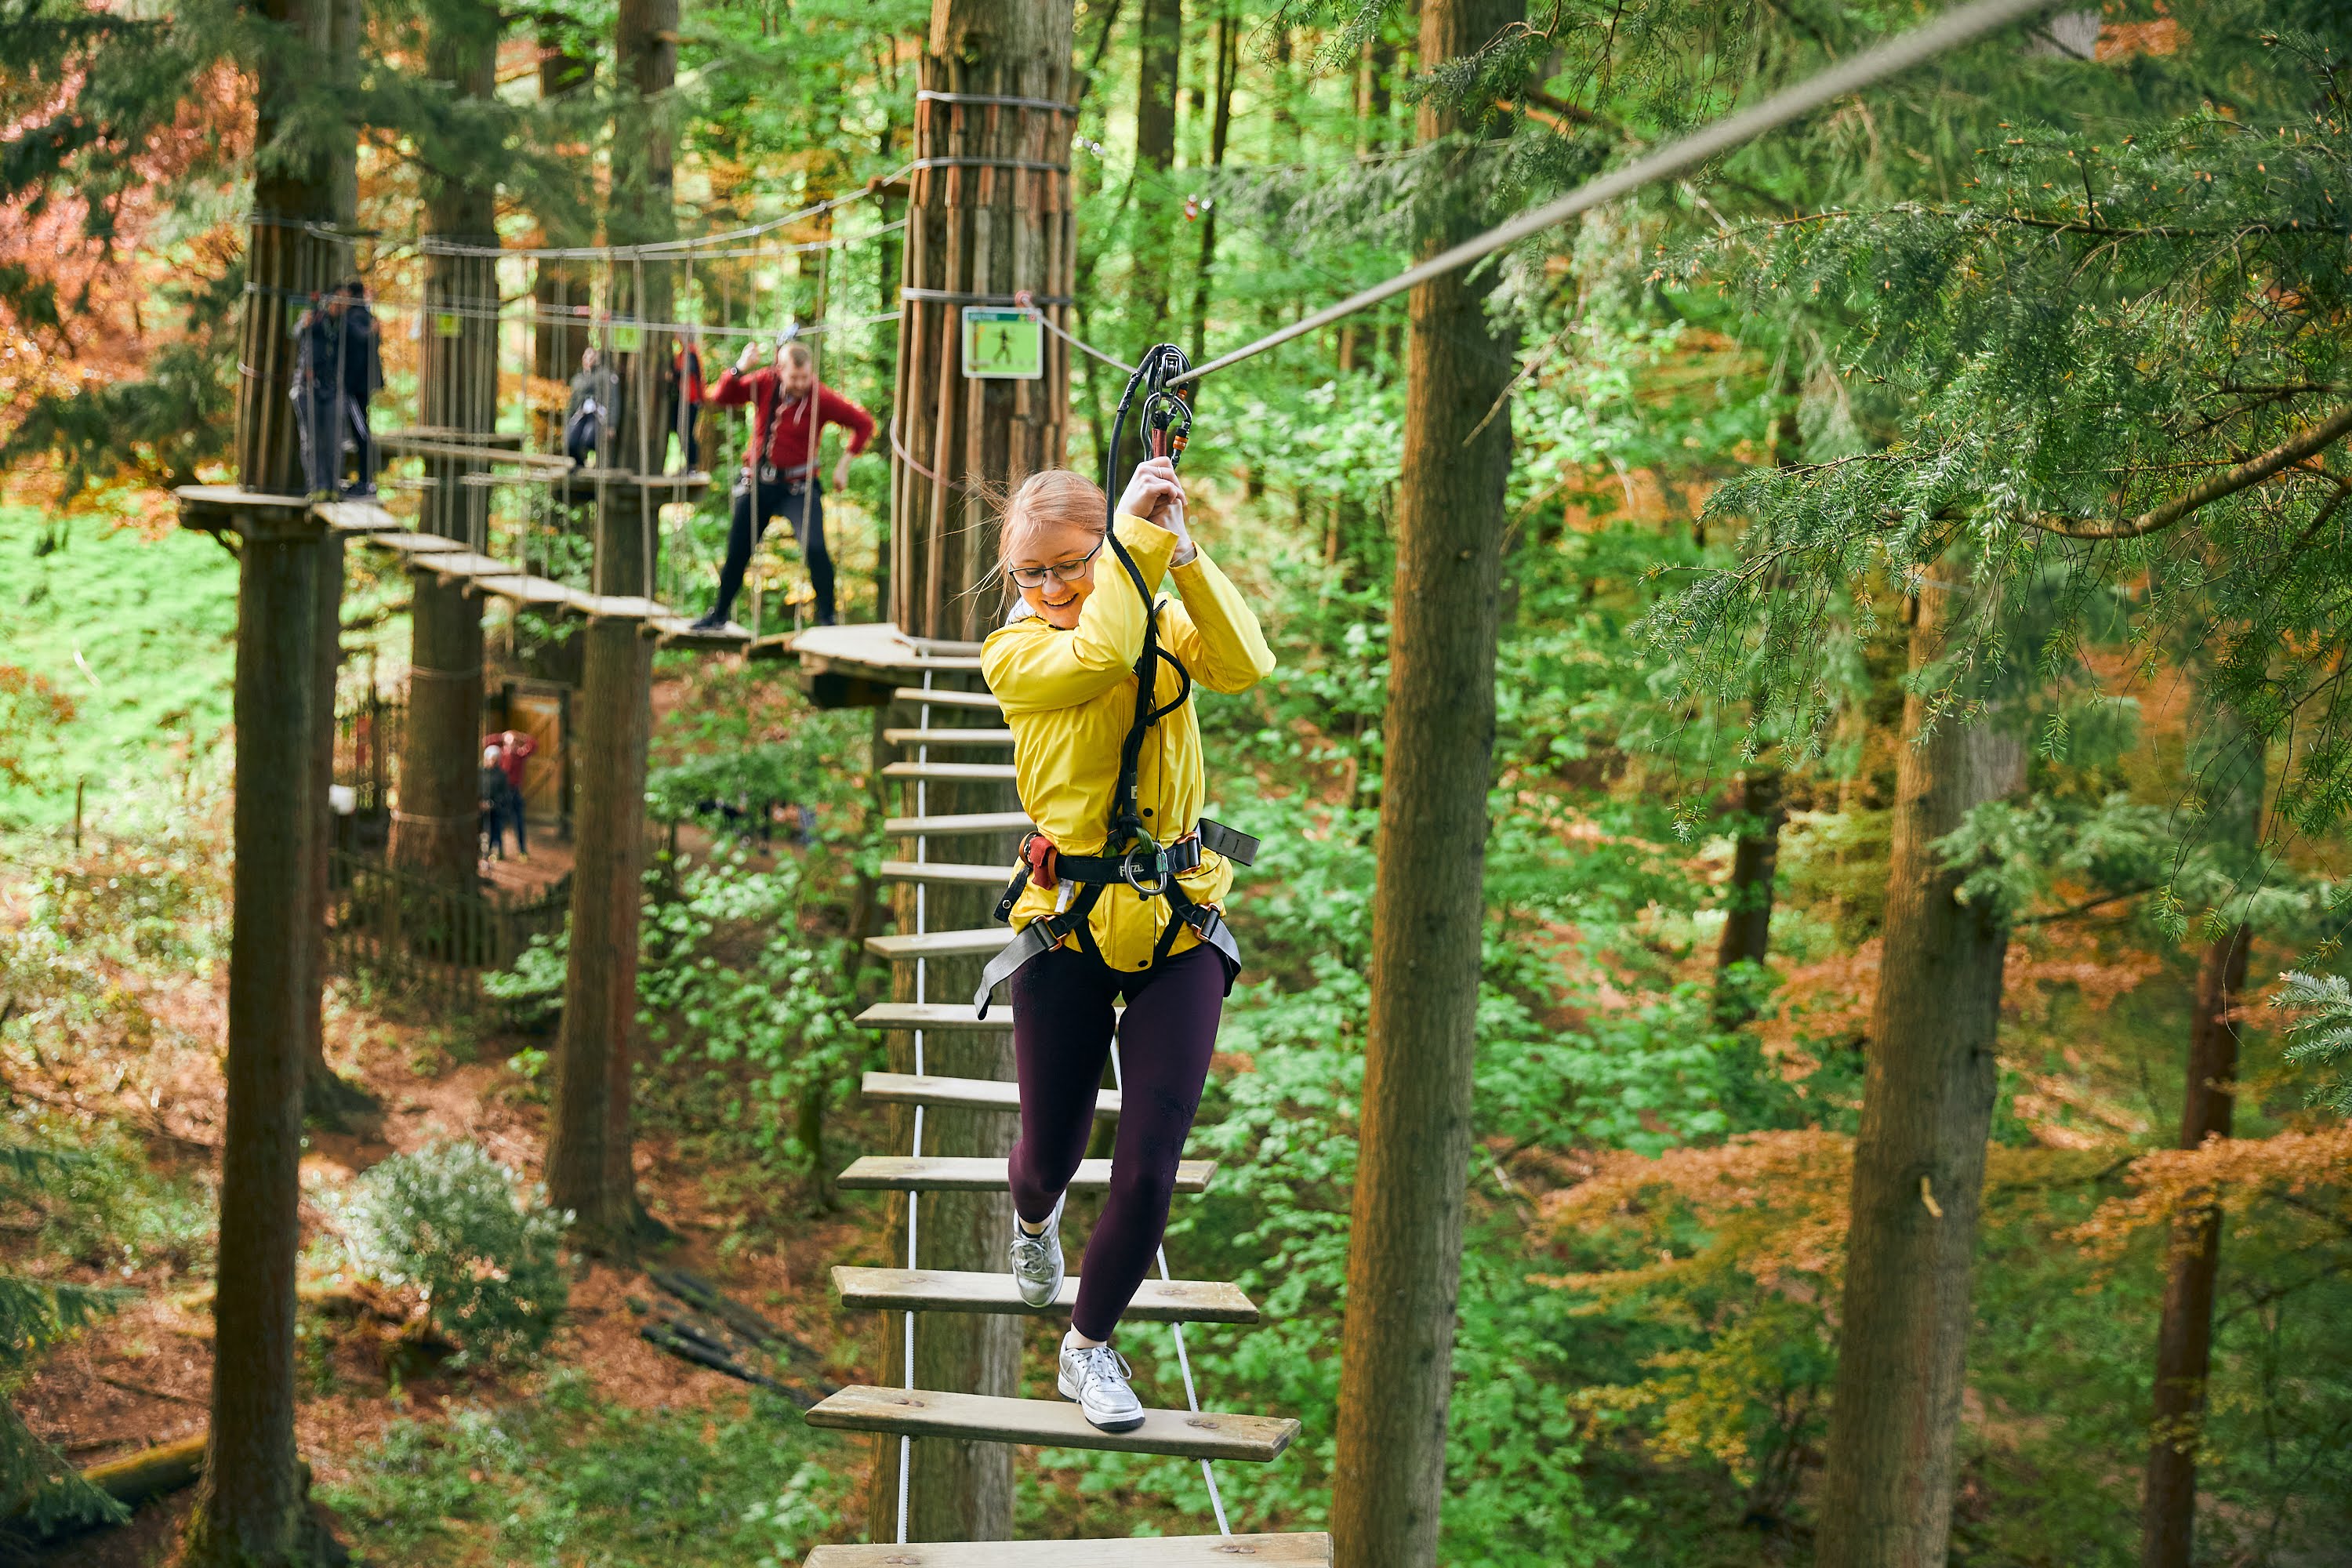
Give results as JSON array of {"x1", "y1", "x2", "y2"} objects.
[{"x1": 960, "y1": 307, "x2": 1045, "y2": 380}]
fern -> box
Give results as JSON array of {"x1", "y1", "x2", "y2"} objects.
[{"x1": 2274, "y1": 971, "x2": 2352, "y2": 1116}]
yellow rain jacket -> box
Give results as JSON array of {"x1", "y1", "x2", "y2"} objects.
[{"x1": 982, "y1": 514, "x2": 1276, "y2": 973}]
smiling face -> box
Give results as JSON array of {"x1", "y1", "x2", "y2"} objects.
[{"x1": 1006, "y1": 517, "x2": 1103, "y2": 630}]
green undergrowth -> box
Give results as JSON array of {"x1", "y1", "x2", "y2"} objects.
[
  {"x1": 325, "y1": 1368, "x2": 853, "y2": 1568},
  {"x1": 0, "y1": 501, "x2": 239, "y2": 831}
]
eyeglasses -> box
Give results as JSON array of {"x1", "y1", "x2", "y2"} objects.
[{"x1": 1007, "y1": 537, "x2": 1105, "y2": 590}]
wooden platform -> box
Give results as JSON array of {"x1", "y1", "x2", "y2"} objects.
[
  {"x1": 882, "y1": 761, "x2": 1019, "y2": 782},
  {"x1": 832, "y1": 1267, "x2": 1253, "y2": 1324},
  {"x1": 852, "y1": 1001, "x2": 1014, "y2": 1033},
  {"x1": 835, "y1": 1156, "x2": 1213, "y2": 1194},
  {"x1": 885, "y1": 811, "x2": 1032, "y2": 837},
  {"x1": 877, "y1": 859, "x2": 1015, "y2": 888},
  {"x1": 804, "y1": 1387, "x2": 1298, "y2": 1462},
  {"x1": 883, "y1": 728, "x2": 1017, "y2": 749},
  {"x1": 894, "y1": 685, "x2": 1003, "y2": 712},
  {"x1": 806, "y1": 1537, "x2": 1330, "y2": 1568},
  {"x1": 864, "y1": 927, "x2": 1010, "y2": 960},
  {"x1": 860, "y1": 1070, "x2": 1117, "y2": 1117},
  {"x1": 749, "y1": 620, "x2": 986, "y2": 676}
]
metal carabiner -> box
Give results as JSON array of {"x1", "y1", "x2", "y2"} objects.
[{"x1": 1120, "y1": 843, "x2": 1171, "y2": 898}]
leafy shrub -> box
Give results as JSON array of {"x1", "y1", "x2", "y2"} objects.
[{"x1": 333, "y1": 1142, "x2": 568, "y2": 1367}]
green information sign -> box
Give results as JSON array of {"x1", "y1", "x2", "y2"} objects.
[
  {"x1": 962, "y1": 307, "x2": 1045, "y2": 380},
  {"x1": 612, "y1": 321, "x2": 644, "y2": 353},
  {"x1": 434, "y1": 310, "x2": 463, "y2": 339}
]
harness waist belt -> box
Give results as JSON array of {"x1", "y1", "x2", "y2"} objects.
[{"x1": 973, "y1": 818, "x2": 1258, "y2": 1016}]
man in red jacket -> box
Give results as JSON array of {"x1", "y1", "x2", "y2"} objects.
[{"x1": 691, "y1": 339, "x2": 874, "y2": 630}]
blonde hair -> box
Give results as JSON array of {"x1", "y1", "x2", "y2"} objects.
[{"x1": 997, "y1": 469, "x2": 1107, "y2": 563}]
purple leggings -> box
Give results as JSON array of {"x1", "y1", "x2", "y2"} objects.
[{"x1": 1007, "y1": 940, "x2": 1228, "y2": 1342}]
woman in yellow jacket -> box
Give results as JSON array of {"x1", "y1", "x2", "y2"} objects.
[{"x1": 982, "y1": 455, "x2": 1274, "y2": 1433}]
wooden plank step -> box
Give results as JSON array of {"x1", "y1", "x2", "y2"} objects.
[
  {"x1": 885, "y1": 811, "x2": 1031, "y2": 837},
  {"x1": 883, "y1": 728, "x2": 1017, "y2": 749},
  {"x1": 854, "y1": 1002, "x2": 1011, "y2": 1033},
  {"x1": 877, "y1": 859, "x2": 1012, "y2": 887},
  {"x1": 470, "y1": 574, "x2": 588, "y2": 610},
  {"x1": 861, "y1": 1070, "x2": 1118, "y2": 1117},
  {"x1": 892, "y1": 685, "x2": 1003, "y2": 712},
  {"x1": 807, "y1": 1536, "x2": 1330, "y2": 1568},
  {"x1": 832, "y1": 1267, "x2": 1254, "y2": 1324},
  {"x1": 836, "y1": 1157, "x2": 1213, "y2": 1194},
  {"x1": 882, "y1": 761, "x2": 1018, "y2": 782},
  {"x1": 804, "y1": 1387, "x2": 1298, "y2": 1462},
  {"x1": 311, "y1": 499, "x2": 403, "y2": 533},
  {"x1": 365, "y1": 530, "x2": 465, "y2": 556},
  {"x1": 865, "y1": 927, "x2": 1008, "y2": 960}
]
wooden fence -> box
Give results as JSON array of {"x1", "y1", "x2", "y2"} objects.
[{"x1": 325, "y1": 849, "x2": 568, "y2": 1013}]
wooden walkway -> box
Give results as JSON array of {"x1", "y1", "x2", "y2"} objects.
[{"x1": 173, "y1": 486, "x2": 750, "y2": 651}]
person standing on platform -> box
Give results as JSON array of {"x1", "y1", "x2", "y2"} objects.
[
  {"x1": 564, "y1": 347, "x2": 617, "y2": 469},
  {"x1": 482, "y1": 727, "x2": 537, "y2": 858},
  {"x1": 664, "y1": 332, "x2": 706, "y2": 474},
  {"x1": 336, "y1": 278, "x2": 383, "y2": 499},
  {"x1": 689, "y1": 339, "x2": 873, "y2": 632},
  {"x1": 292, "y1": 287, "x2": 353, "y2": 499}
]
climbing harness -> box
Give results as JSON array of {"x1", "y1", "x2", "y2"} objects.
[{"x1": 973, "y1": 342, "x2": 1260, "y2": 1018}]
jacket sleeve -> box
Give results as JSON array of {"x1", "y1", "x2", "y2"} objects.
[
  {"x1": 823, "y1": 386, "x2": 876, "y2": 455},
  {"x1": 708, "y1": 367, "x2": 756, "y2": 408},
  {"x1": 1160, "y1": 545, "x2": 1277, "y2": 695},
  {"x1": 982, "y1": 516, "x2": 1179, "y2": 715}
]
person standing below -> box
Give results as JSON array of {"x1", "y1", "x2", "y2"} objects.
[
  {"x1": 337, "y1": 278, "x2": 383, "y2": 499},
  {"x1": 690, "y1": 339, "x2": 873, "y2": 631},
  {"x1": 481, "y1": 727, "x2": 537, "y2": 858},
  {"x1": 564, "y1": 347, "x2": 617, "y2": 470},
  {"x1": 292, "y1": 287, "x2": 352, "y2": 499},
  {"x1": 664, "y1": 332, "x2": 706, "y2": 474},
  {"x1": 478, "y1": 743, "x2": 518, "y2": 862}
]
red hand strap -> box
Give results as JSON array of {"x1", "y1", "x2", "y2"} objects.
[{"x1": 1023, "y1": 833, "x2": 1059, "y2": 891}]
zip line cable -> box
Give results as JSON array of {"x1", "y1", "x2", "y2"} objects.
[{"x1": 1171, "y1": 0, "x2": 2070, "y2": 387}]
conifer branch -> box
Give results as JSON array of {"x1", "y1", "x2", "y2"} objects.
[{"x1": 2020, "y1": 405, "x2": 2352, "y2": 541}]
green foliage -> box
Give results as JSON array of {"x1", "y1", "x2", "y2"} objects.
[
  {"x1": 2276, "y1": 970, "x2": 2352, "y2": 1115},
  {"x1": 325, "y1": 1367, "x2": 851, "y2": 1567},
  {"x1": 328, "y1": 1141, "x2": 569, "y2": 1368}
]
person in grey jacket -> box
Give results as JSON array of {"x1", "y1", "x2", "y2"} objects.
[{"x1": 564, "y1": 347, "x2": 619, "y2": 469}]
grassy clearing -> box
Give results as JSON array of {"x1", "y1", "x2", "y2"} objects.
[{"x1": 0, "y1": 503, "x2": 238, "y2": 831}]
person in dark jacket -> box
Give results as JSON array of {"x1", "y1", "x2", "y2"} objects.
[
  {"x1": 479, "y1": 744, "x2": 518, "y2": 862},
  {"x1": 481, "y1": 728, "x2": 537, "y2": 858},
  {"x1": 293, "y1": 289, "x2": 353, "y2": 499},
  {"x1": 690, "y1": 339, "x2": 874, "y2": 631},
  {"x1": 564, "y1": 347, "x2": 619, "y2": 469},
  {"x1": 337, "y1": 278, "x2": 383, "y2": 498}
]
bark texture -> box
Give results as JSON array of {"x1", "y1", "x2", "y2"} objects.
[
  {"x1": 1712, "y1": 766, "x2": 1787, "y2": 1028},
  {"x1": 1816, "y1": 585, "x2": 2027, "y2": 1568},
  {"x1": 864, "y1": 4, "x2": 1074, "y2": 1538},
  {"x1": 544, "y1": 0, "x2": 674, "y2": 1248},
  {"x1": 1330, "y1": 2, "x2": 1522, "y2": 1562},
  {"x1": 187, "y1": 509, "x2": 328, "y2": 1568},
  {"x1": 1131, "y1": 0, "x2": 1180, "y2": 321},
  {"x1": 2142, "y1": 717, "x2": 2261, "y2": 1568},
  {"x1": 394, "y1": 0, "x2": 500, "y2": 888},
  {"x1": 890, "y1": 0, "x2": 1077, "y2": 642}
]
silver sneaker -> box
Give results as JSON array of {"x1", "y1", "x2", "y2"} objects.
[
  {"x1": 1009, "y1": 1192, "x2": 1066, "y2": 1308},
  {"x1": 1058, "y1": 1337, "x2": 1145, "y2": 1432}
]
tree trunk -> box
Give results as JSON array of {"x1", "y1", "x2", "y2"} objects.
[
  {"x1": 1815, "y1": 583, "x2": 2026, "y2": 1568},
  {"x1": 532, "y1": 25, "x2": 594, "y2": 393},
  {"x1": 888, "y1": 0, "x2": 1076, "y2": 643},
  {"x1": 191, "y1": 0, "x2": 350, "y2": 1552},
  {"x1": 1185, "y1": 2, "x2": 1235, "y2": 365},
  {"x1": 1330, "y1": 3, "x2": 1522, "y2": 1563},
  {"x1": 866, "y1": 3, "x2": 1073, "y2": 1543},
  {"x1": 394, "y1": 0, "x2": 500, "y2": 889},
  {"x1": 2141, "y1": 714, "x2": 2261, "y2": 1568},
  {"x1": 544, "y1": 0, "x2": 674, "y2": 1252},
  {"x1": 186, "y1": 507, "x2": 328, "y2": 1568},
  {"x1": 300, "y1": 534, "x2": 372, "y2": 1123},
  {"x1": 1131, "y1": 0, "x2": 1180, "y2": 322},
  {"x1": 1712, "y1": 766, "x2": 1787, "y2": 1029}
]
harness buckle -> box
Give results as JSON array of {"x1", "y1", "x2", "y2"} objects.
[{"x1": 1120, "y1": 842, "x2": 1171, "y2": 897}]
